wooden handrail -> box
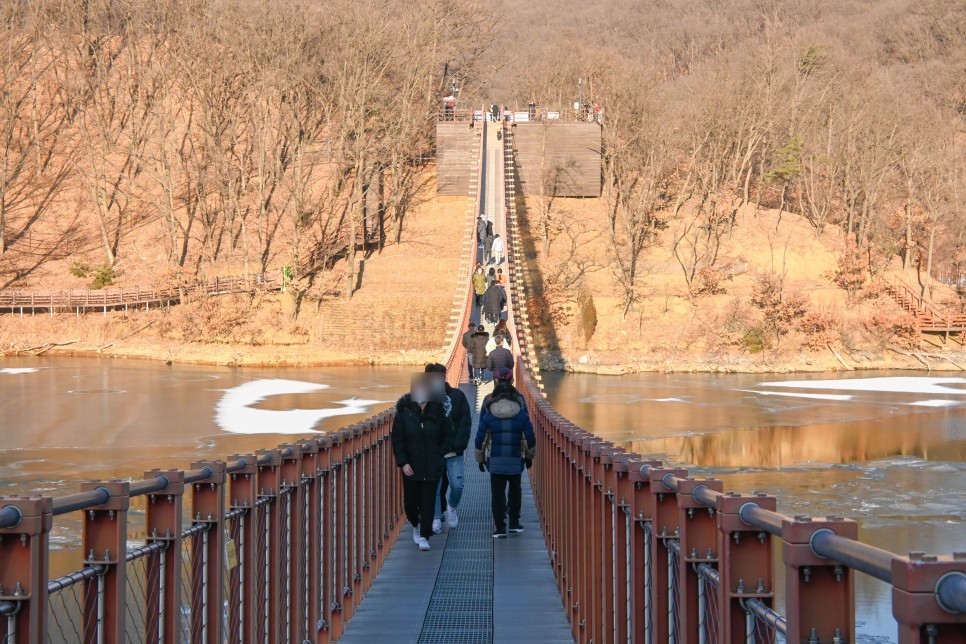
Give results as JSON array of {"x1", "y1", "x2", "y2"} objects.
[{"x1": 0, "y1": 271, "x2": 283, "y2": 310}]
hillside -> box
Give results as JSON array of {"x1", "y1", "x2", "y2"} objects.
[
  {"x1": 515, "y1": 195, "x2": 966, "y2": 374},
  {"x1": 0, "y1": 180, "x2": 470, "y2": 367}
]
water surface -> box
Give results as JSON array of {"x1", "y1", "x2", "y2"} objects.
[{"x1": 542, "y1": 370, "x2": 966, "y2": 641}]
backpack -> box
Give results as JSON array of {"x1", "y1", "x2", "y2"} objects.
[
  {"x1": 486, "y1": 220, "x2": 494, "y2": 237},
  {"x1": 489, "y1": 389, "x2": 522, "y2": 419}
]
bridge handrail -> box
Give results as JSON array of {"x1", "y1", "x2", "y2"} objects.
[
  {"x1": 0, "y1": 133, "x2": 474, "y2": 641},
  {"x1": 498, "y1": 119, "x2": 966, "y2": 640}
]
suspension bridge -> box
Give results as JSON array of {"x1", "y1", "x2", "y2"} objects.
[{"x1": 0, "y1": 116, "x2": 964, "y2": 644}]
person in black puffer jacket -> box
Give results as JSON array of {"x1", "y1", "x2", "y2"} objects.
[{"x1": 391, "y1": 382, "x2": 456, "y2": 551}]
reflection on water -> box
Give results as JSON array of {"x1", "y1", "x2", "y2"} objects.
[
  {"x1": 542, "y1": 370, "x2": 966, "y2": 641},
  {"x1": 0, "y1": 357, "x2": 413, "y2": 496}
]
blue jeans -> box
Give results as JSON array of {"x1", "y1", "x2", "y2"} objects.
[{"x1": 436, "y1": 454, "x2": 465, "y2": 518}]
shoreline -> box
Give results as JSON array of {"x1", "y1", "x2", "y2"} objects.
[{"x1": 6, "y1": 341, "x2": 965, "y2": 375}]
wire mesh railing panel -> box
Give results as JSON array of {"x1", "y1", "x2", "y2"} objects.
[
  {"x1": 666, "y1": 539, "x2": 681, "y2": 643},
  {"x1": 279, "y1": 488, "x2": 293, "y2": 641},
  {"x1": 253, "y1": 497, "x2": 271, "y2": 642},
  {"x1": 696, "y1": 564, "x2": 722, "y2": 644},
  {"x1": 180, "y1": 524, "x2": 209, "y2": 643},
  {"x1": 641, "y1": 522, "x2": 653, "y2": 644},
  {"x1": 224, "y1": 508, "x2": 246, "y2": 644},
  {"x1": 299, "y1": 480, "x2": 311, "y2": 642},
  {"x1": 745, "y1": 597, "x2": 787, "y2": 643},
  {"x1": 46, "y1": 567, "x2": 101, "y2": 644},
  {"x1": 124, "y1": 546, "x2": 163, "y2": 643}
]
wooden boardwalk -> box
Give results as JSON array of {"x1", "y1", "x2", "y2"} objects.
[
  {"x1": 0, "y1": 271, "x2": 282, "y2": 314},
  {"x1": 339, "y1": 123, "x2": 572, "y2": 644}
]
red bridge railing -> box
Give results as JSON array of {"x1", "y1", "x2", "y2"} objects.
[
  {"x1": 498, "y1": 119, "x2": 966, "y2": 643},
  {"x1": 0, "y1": 136, "x2": 482, "y2": 643}
]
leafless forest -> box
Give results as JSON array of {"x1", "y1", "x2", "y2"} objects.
[
  {"x1": 485, "y1": 0, "x2": 966, "y2": 315},
  {"x1": 0, "y1": 0, "x2": 488, "y2": 294},
  {"x1": 1, "y1": 0, "x2": 964, "y2": 317}
]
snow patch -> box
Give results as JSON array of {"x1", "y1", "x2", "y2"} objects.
[
  {"x1": 907, "y1": 399, "x2": 960, "y2": 408},
  {"x1": 741, "y1": 389, "x2": 853, "y2": 402},
  {"x1": 0, "y1": 368, "x2": 41, "y2": 375},
  {"x1": 758, "y1": 376, "x2": 966, "y2": 395},
  {"x1": 215, "y1": 379, "x2": 386, "y2": 435}
]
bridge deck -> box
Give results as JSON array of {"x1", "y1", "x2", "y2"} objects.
[{"x1": 339, "y1": 123, "x2": 572, "y2": 644}]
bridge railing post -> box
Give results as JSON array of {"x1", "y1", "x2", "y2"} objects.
[
  {"x1": 675, "y1": 477, "x2": 724, "y2": 642},
  {"x1": 646, "y1": 466, "x2": 687, "y2": 642},
  {"x1": 189, "y1": 461, "x2": 226, "y2": 644},
  {"x1": 326, "y1": 432, "x2": 346, "y2": 640},
  {"x1": 299, "y1": 440, "x2": 323, "y2": 643},
  {"x1": 601, "y1": 447, "x2": 625, "y2": 644},
  {"x1": 142, "y1": 469, "x2": 184, "y2": 644},
  {"x1": 782, "y1": 515, "x2": 857, "y2": 642},
  {"x1": 715, "y1": 492, "x2": 777, "y2": 642},
  {"x1": 359, "y1": 421, "x2": 375, "y2": 594},
  {"x1": 279, "y1": 444, "x2": 306, "y2": 643},
  {"x1": 317, "y1": 436, "x2": 336, "y2": 643},
  {"x1": 256, "y1": 448, "x2": 283, "y2": 643},
  {"x1": 342, "y1": 427, "x2": 360, "y2": 622},
  {"x1": 81, "y1": 479, "x2": 130, "y2": 644},
  {"x1": 0, "y1": 496, "x2": 52, "y2": 642},
  {"x1": 891, "y1": 553, "x2": 966, "y2": 642},
  {"x1": 622, "y1": 460, "x2": 660, "y2": 641},
  {"x1": 576, "y1": 436, "x2": 601, "y2": 643},
  {"x1": 227, "y1": 455, "x2": 257, "y2": 644}
]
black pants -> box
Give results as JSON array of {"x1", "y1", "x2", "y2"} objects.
[
  {"x1": 403, "y1": 478, "x2": 439, "y2": 539},
  {"x1": 490, "y1": 473, "x2": 522, "y2": 531}
]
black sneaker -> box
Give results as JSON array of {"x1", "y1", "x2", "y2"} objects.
[
  {"x1": 508, "y1": 524, "x2": 524, "y2": 534},
  {"x1": 492, "y1": 529, "x2": 507, "y2": 539}
]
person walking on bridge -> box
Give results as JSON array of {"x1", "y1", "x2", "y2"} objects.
[
  {"x1": 472, "y1": 265, "x2": 487, "y2": 307},
  {"x1": 425, "y1": 363, "x2": 472, "y2": 532},
  {"x1": 475, "y1": 373, "x2": 536, "y2": 538},
  {"x1": 469, "y1": 324, "x2": 490, "y2": 385},
  {"x1": 486, "y1": 336, "x2": 514, "y2": 375},
  {"x1": 491, "y1": 234, "x2": 505, "y2": 265},
  {"x1": 392, "y1": 375, "x2": 455, "y2": 551},
  {"x1": 482, "y1": 279, "x2": 505, "y2": 325},
  {"x1": 483, "y1": 229, "x2": 495, "y2": 265},
  {"x1": 461, "y1": 321, "x2": 476, "y2": 380},
  {"x1": 477, "y1": 215, "x2": 488, "y2": 249}
]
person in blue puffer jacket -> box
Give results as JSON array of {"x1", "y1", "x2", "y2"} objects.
[{"x1": 474, "y1": 377, "x2": 536, "y2": 538}]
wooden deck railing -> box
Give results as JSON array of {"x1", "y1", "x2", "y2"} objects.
[
  {"x1": 0, "y1": 271, "x2": 283, "y2": 312},
  {"x1": 883, "y1": 279, "x2": 966, "y2": 333}
]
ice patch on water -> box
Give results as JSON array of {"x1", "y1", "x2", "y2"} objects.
[
  {"x1": 906, "y1": 399, "x2": 960, "y2": 407},
  {"x1": 0, "y1": 367, "x2": 41, "y2": 375},
  {"x1": 215, "y1": 378, "x2": 386, "y2": 435},
  {"x1": 741, "y1": 389, "x2": 853, "y2": 401},
  {"x1": 759, "y1": 376, "x2": 966, "y2": 395}
]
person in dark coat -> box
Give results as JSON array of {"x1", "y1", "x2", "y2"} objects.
[
  {"x1": 469, "y1": 325, "x2": 490, "y2": 384},
  {"x1": 425, "y1": 364, "x2": 472, "y2": 531},
  {"x1": 486, "y1": 341, "x2": 514, "y2": 374},
  {"x1": 483, "y1": 232, "x2": 495, "y2": 265},
  {"x1": 482, "y1": 280, "x2": 505, "y2": 325},
  {"x1": 477, "y1": 215, "x2": 488, "y2": 249},
  {"x1": 475, "y1": 380, "x2": 536, "y2": 538},
  {"x1": 391, "y1": 380, "x2": 456, "y2": 551},
  {"x1": 461, "y1": 322, "x2": 476, "y2": 379}
]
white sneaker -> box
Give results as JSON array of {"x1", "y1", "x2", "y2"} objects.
[
  {"x1": 446, "y1": 507, "x2": 459, "y2": 529},
  {"x1": 417, "y1": 537, "x2": 431, "y2": 551},
  {"x1": 432, "y1": 519, "x2": 442, "y2": 534},
  {"x1": 413, "y1": 527, "x2": 420, "y2": 545}
]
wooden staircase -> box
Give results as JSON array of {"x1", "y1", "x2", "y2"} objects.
[{"x1": 883, "y1": 279, "x2": 966, "y2": 334}]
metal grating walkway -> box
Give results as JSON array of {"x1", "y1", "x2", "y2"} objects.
[
  {"x1": 416, "y1": 382, "x2": 495, "y2": 644},
  {"x1": 338, "y1": 121, "x2": 572, "y2": 644}
]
